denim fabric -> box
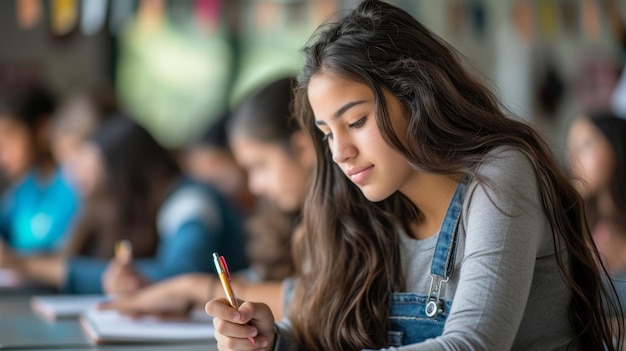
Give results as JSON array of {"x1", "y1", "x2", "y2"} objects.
[
  {"x1": 387, "y1": 180, "x2": 466, "y2": 346},
  {"x1": 388, "y1": 292, "x2": 452, "y2": 346}
]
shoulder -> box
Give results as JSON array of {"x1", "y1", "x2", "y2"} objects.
[
  {"x1": 465, "y1": 145, "x2": 544, "y2": 218},
  {"x1": 158, "y1": 178, "x2": 224, "y2": 237},
  {"x1": 475, "y1": 146, "x2": 536, "y2": 186}
]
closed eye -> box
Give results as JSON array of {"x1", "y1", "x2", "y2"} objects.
[{"x1": 322, "y1": 132, "x2": 333, "y2": 141}]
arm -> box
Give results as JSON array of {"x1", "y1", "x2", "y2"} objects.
[
  {"x1": 63, "y1": 257, "x2": 109, "y2": 293},
  {"x1": 0, "y1": 239, "x2": 65, "y2": 287},
  {"x1": 100, "y1": 273, "x2": 287, "y2": 319},
  {"x1": 133, "y1": 219, "x2": 217, "y2": 281}
]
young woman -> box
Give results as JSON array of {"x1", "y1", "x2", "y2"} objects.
[
  {"x1": 0, "y1": 115, "x2": 247, "y2": 294},
  {"x1": 0, "y1": 84, "x2": 80, "y2": 254},
  {"x1": 99, "y1": 77, "x2": 310, "y2": 318},
  {"x1": 568, "y1": 113, "x2": 626, "y2": 315},
  {"x1": 206, "y1": 1, "x2": 623, "y2": 350},
  {"x1": 183, "y1": 111, "x2": 256, "y2": 218}
]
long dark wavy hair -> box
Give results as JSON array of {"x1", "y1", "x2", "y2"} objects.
[
  {"x1": 290, "y1": 1, "x2": 623, "y2": 350},
  {"x1": 66, "y1": 116, "x2": 180, "y2": 258}
]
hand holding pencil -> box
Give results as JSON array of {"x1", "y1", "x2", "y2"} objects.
[
  {"x1": 102, "y1": 240, "x2": 148, "y2": 296},
  {"x1": 206, "y1": 252, "x2": 276, "y2": 351}
]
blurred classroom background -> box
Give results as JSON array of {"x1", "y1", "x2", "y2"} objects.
[
  {"x1": 0, "y1": 0, "x2": 624, "y2": 151},
  {"x1": 0, "y1": 0, "x2": 625, "y2": 348}
]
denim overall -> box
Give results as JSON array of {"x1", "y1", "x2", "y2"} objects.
[{"x1": 388, "y1": 180, "x2": 467, "y2": 346}]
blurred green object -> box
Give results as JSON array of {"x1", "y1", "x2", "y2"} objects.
[{"x1": 116, "y1": 19, "x2": 232, "y2": 147}]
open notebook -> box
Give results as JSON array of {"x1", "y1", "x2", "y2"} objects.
[
  {"x1": 31, "y1": 295, "x2": 109, "y2": 320},
  {"x1": 80, "y1": 308, "x2": 215, "y2": 344}
]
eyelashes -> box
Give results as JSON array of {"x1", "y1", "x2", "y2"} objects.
[{"x1": 321, "y1": 116, "x2": 367, "y2": 142}]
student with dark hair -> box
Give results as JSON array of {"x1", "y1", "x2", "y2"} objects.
[
  {"x1": 568, "y1": 112, "x2": 626, "y2": 315},
  {"x1": 0, "y1": 116, "x2": 247, "y2": 294},
  {"x1": 206, "y1": 1, "x2": 623, "y2": 350},
  {"x1": 99, "y1": 77, "x2": 305, "y2": 319},
  {"x1": 183, "y1": 111, "x2": 256, "y2": 217},
  {"x1": 0, "y1": 84, "x2": 80, "y2": 253}
]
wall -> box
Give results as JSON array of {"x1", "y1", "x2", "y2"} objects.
[{"x1": 0, "y1": 1, "x2": 111, "y2": 99}]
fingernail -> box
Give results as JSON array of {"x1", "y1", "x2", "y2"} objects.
[
  {"x1": 261, "y1": 340, "x2": 269, "y2": 347},
  {"x1": 249, "y1": 328, "x2": 258, "y2": 337},
  {"x1": 232, "y1": 312, "x2": 240, "y2": 322}
]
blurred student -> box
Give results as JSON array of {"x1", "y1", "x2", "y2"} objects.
[
  {"x1": 0, "y1": 84, "x2": 80, "y2": 253},
  {"x1": 183, "y1": 112, "x2": 256, "y2": 217},
  {"x1": 100, "y1": 77, "x2": 307, "y2": 318},
  {"x1": 183, "y1": 111, "x2": 292, "y2": 282},
  {"x1": 50, "y1": 87, "x2": 117, "y2": 174},
  {"x1": 568, "y1": 113, "x2": 626, "y2": 314},
  {"x1": 0, "y1": 115, "x2": 247, "y2": 294}
]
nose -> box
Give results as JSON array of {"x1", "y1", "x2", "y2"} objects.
[{"x1": 331, "y1": 134, "x2": 357, "y2": 164}]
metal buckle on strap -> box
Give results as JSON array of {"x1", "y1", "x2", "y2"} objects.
[{"x1": 425, "y1": 273, "x2": 449, "y2": 318}]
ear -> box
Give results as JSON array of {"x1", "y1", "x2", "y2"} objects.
[{"x1": 289, "y1": 131, "x2": 315, "y2": 169}]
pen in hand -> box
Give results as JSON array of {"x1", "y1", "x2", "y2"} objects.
[
  {"x1": 213, "y1": 252, "x2": 257, "y2": 346},
  {"x1": 115, "y1": 239, "x2": 133, "y2": 264}
]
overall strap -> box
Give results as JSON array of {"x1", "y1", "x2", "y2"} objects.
[{"x1": 425, "y1": 179, "x2": 468, "y2": 317}]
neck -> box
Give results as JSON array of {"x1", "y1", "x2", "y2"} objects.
[{"x1": 400, "y1": 173, "x2": 460, "y2": 240}]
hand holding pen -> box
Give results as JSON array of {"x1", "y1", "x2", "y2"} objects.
[
  {"x1": 102, "y1": 240, "x2": 148, "y2": 295},
  {"x1": 207, "y1": 252, "x2": 276, "y2": 350}
]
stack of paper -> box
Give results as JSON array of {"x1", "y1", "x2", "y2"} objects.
[
  {"x1": 31, "y1": 295, "x2": 109, "y2": 320},
  {"x1": 80, "y1": 308, "x2": 215, "y2": 344}
]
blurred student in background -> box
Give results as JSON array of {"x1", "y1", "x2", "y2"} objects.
[
  {"x1": 568, "y1": 113, "x2": 626, "y2": 314},
  {"x1": 100, "y1": 77, "x2": 307, "y2": 318},
  {"x1": 0, "y1": 84, "x2": 80, "y2": 254},
  {"x1": 49, "y1": 87, "x2": 117, "y2": 259},
  {"x1": 50, "y1": 87, "x2": 117, "y2": 175},
  {"x1": 183, "y1": 112, "x2": 256, "y2": 217},
  {"x1": 0, "y1": 115, "x2": 248, "y2": 294},
  {"x1": 183, "y1": 110, "x2": 292, "y2": 283}
]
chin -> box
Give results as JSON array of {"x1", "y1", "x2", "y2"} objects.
[{"x1": 359, "y1": 186, "x2": 392, "y2": 203}]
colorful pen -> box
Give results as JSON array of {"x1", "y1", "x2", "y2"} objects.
[{"x1": 213, "y1": 252, "x2": 256, "y2": 346}]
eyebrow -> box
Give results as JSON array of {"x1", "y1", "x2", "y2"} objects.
[{"x1": 314, "y1": 100, "x2": 367, "y2": 126}]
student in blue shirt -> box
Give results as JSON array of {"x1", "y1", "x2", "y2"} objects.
[
  {"x1": 0, "y1": 84, "x2": 80, "y2": 254},
  {"x1": 0, "y1": 115, "x2": 247, "y2": 293}
]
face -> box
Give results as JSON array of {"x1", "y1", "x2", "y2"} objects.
[
  {"x1": 184, "y1": 147, "x2": 247, "y2": 199},
  {"x1": 0, "y1": 117, "x2": 34, "y2": 181},
  {"x1": 51, "y1": 133, "x2": 84, "y2": 171},
  {"x1": 308, "y1": 72, "x2": 415, "y2": 202},
  {"x1": 230, "y1": 133, "x2": 311, "y2": 212},
  {"x1": 66, "y1": 142, "x2": 106, "y2": 197},
  {"x1": 567, "y1": 117, "x2": 614, "y2": 198}
]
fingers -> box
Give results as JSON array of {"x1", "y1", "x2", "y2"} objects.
[
  {"x1": 205, "y1": 298, "x2": 240, "y2": 322},
  {"x1": 214, "y1": 332, "x2": 270, "y2": 350},
  {"x1": 206, "y1": 299, "x2": 275, "y2": 350},
  {"x1": 237, "y1": 301, "x2": 274, "y2": 325},
  {"x1": 102, "y1": 261, "x2": 144, "y2": 295},
  {"x1": 213, "y1": 317, "x2": 258, "y2": 339},
  {"x1": 213, "y1": 318, "x2": 271, "y2": 350}
]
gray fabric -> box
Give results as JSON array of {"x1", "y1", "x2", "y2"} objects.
[{"x1": 274, "y1": 147, "x2": 579, "y2": 350}]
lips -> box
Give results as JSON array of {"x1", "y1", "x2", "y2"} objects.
[{"x1": 346, "y1": 165, "x2": 374, "y2": 183}]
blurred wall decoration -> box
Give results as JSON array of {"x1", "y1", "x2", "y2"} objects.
[{"x1": 0, "y1": 0, "x2": 624, "y2": 150}]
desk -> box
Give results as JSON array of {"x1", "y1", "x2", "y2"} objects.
[{"x1": 0, "y1": 295, "x2": 218, "y2": 351}]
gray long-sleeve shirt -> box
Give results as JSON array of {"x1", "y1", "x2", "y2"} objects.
[{"x1": 274, "y1": 147, "x2": 578, "y2": 350}]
